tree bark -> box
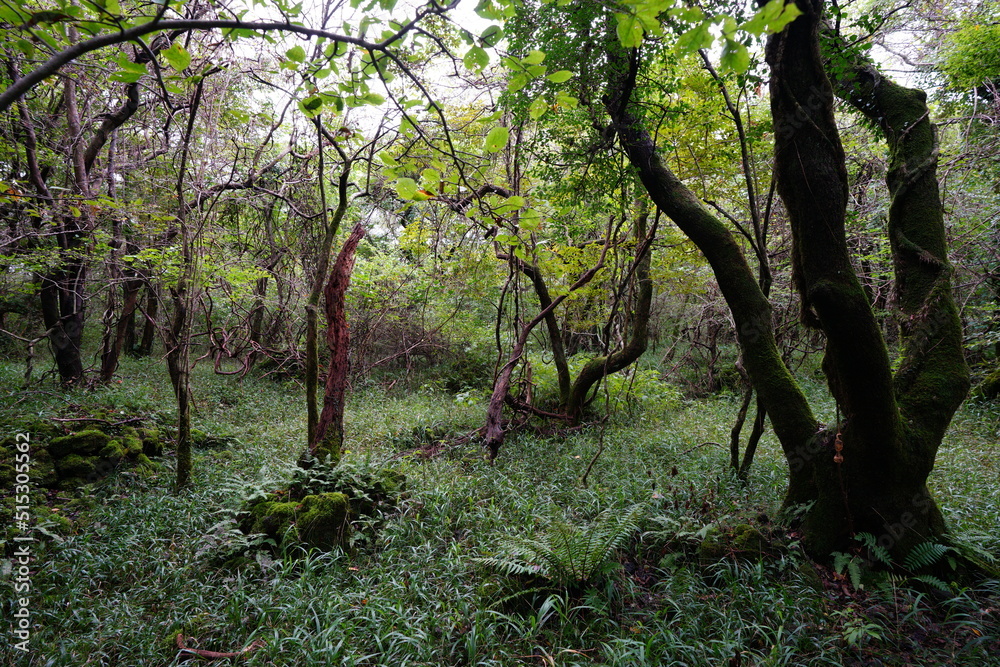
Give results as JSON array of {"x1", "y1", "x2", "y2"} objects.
[
  {"x1": 310, "y1": 222, "x2": 367, "y2": 464},
  {"x1": 305, "y1": 119, "x2": 351, "y2": 448},
  {"x1": 766, "y1": 0, "x2": 969, "y2": 556}
]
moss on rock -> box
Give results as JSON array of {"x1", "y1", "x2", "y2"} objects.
[
  {"x1": 55, "y1": 454, "x2": 97, "y2": 480},
  {"x1": 245, "y1": 499, "x2": 299, "y2": 541},
  {"x1": 49, "y1": 430, "x2": 111, "y2": 459},
  {"x1": 137, "y1": 427, "x2": 163, "y2": 457},
  {"x1": 733, "y1": 524, "x2": 768, "y2": 554},
  {"x1": 297, "y1": 492, "x2": 350, "y2": 550}
]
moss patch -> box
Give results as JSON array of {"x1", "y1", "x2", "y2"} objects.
[
  {"x1": 297, "y1": 492, "x2": 350, "y2": 550},
  {"x1": 48, "y1": 430, "x2": 111, "y2": 458}
]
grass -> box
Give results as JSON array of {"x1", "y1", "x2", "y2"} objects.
[{"x1": 1, "y1": 355, "x2": 998, "y2": 666}]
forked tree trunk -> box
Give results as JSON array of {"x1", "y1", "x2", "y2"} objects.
[
  {"x1": 766, "y1": 0, "x2": 968, "y2": 557},
  {"x1": 606, "y1": 0, "x2": 968, "y2": 558}
]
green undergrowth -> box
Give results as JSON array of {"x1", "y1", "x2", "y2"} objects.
[{"x1": 0, "y1": 357, "x2": 997, "y2": 666}]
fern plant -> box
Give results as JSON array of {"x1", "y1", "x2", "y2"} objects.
[
  {"x1": 476, "y1": 505, "x2": 644, "y2": 589},
  {"x1": 834, "y1": 532, "x2": 956, "y2": 592}
]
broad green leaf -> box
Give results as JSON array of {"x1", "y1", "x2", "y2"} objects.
[
  {"x1": 547, "y1": 70, "x2": 573, "y2": 83},
  {"x1": 720, "y1": 38, "x2": 750, "y2": 73},
  {"x1": 364, "y1": 92, "x2": 385, "y2": 105},
  {"x1": 528, "y1": 96, "x2": 549, "y2": 120},
  {"x1": 676, "y1": 21, "x2": 713, "y2": 53},
  {"x1": 555, "y1": 92, "x2": 578, "y2": 109},
  {"x1": 480, "y1": 25, "x2": 504, "y2": 47},
  {"x1": 521, "y1": 49, "x2": 546, "y2": 65},
  {"x1": 507, "y1": 73, "x2": 528, "y2": 92},
  {"x1": 396, "y1": 177, "x2": 418, "y2": 200},
  {"x1": 519, "y1": 209, "x2": 542, "y2": 232},
  {"x1": 474, "y1": 0, "x2": 502, "y2": 20},
  {"x1": 420, "y1": 168, "x2": 441, "y2": 191},
  {"x1": 15, "y1": 39, "x2": 34, "y2": 59},
  {"x1": 162, "y1": 43, "x2": 191, "y2": 72},
  {"x1": 286, "y1": 44, "x2": 307, "y2": 63},
  {"x1": 464, "y1": 46, "x2": 490, "y2": 70},
  {"x1": 298, "y1": 95, "x2": 323, "y2": 117},
  {"x1": 615, "y1": 12, "x2": 644, "y2": 48},
  {"x1": 484, "y1": 126, "x2": 510, "y2": 153},
  {"x1": 498, "y1": 195, "x2": 526, "y2": 213}
]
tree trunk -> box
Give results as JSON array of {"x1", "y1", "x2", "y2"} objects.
[
  {"x1": 305, "y1": 118, "x2": 351, "y2": 449},
  {"x1": 604, "y1": 47, "x2": 821, "y2": 508},
  {"x1": 564, "y1": 208, "x2": 654, "y2": 421},
  {"x1": 766, "y1": 0, "x2": 969, "y2": 556},
  {"x1": 310, "y1": 222, "x2": 366, "y2": 463},
  {"x1": 136, "y1": 283, "x2": 158, "y2": 356}
]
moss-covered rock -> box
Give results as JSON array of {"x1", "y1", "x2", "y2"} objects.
[
  {"x1": 32, "y1": 448, "x2": 58, "y2": 487},
  {"x1": 34, "y1": 506, "x2": 74, "y2": 536},
  {"x1": 137, "y1": 427, "x2": 163, "y2": 457},
  {"x1": 697, "y1": 531, "x2": 728, "y2": 564},
  {"x1": 244, "y1": 499, "x2": 299, "y2": 542},
  {"x1": 297, "y1": 492, "x2": 350, "y2": 550},
  {"x1": 48, "y1": 430, "x2": 111, "y2": 459},
  {"x1": 733, "y1": 524, "x2": 768, "y2": 554},
  {"x1": 98, "y1": 439, "x2": 128, "y2": 464},
  {"x1": 55, "y1": 454, "x2": 97, "y2": 480}
]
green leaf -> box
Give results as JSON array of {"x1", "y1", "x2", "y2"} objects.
[
  {"x1": 484, "y1": 126, "x2": 509, "y2": 153},
  {"x1": 555, "y1": 92, "x2": 578, "y2": 109},
  {"x1": 528, "y1": 96, "x2": 548, "y2": 120},
  {"x1": 519, "y1": 208, "x2": 541, "y2": 232},
  {"x1": 297, "y1": 95, "x2": 324, "y2": 117},
  {"x1": 396, "y1": 177, "x2": 418, "y2": 200},
  {"x1": 507, "y1": 73, "x2": 528, "y2": 92},
  {"x1": 521, "y1": 49, "x2": 546, "y2": 65},
  {"x1": 162, "y1": 43, "x2": 191, "y2": 72},
  {"x1": 676, "y1": 21, "x2": 713, "y2": 53},
  {"x1": 615, "y1": 12, "x2": 644, "y2": 49},
  {"x1": 720, "y1": 38, "x2": 750, "y2": 73},
  {"x1": 463, "y1": 46, "x2": 490, "y2": 70},
  {"x1": 15, "y1": 39, "x2": 34, "y2": 59},
  {"x1": 109, "y1": 68, "x2": 146, "y2": 83},
  {"x1": 480, "y1": 25, "x2": 504, "y2": 47},
  {"x1": 546, "y1": 70, "x2": 573, "y2": 83},
  {"x1": 497, "y1": 195, "x2": 526, "y2": 213},
  {"x1": 286, "y1": 45, "x2": 307, "y2": 63}
]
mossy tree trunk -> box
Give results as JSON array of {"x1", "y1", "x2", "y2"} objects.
[
  {"x1": 766, "y1": 0, "x2": 969, "y2": 557},
  {"x1": 605, "y1": 0, "x2": 969, "y2": 559}
]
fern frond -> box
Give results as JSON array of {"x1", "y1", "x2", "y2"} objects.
[
  {"x1": 904, "y1": 542, "x2": 951, "y2": 571},
  {"x1": 477, "y1": 504, "x2": 645, "y2": 588},
  {"x1": 855, "y1": 532, "x2": 891, "y2": 565},
  {"x1": 911, "y1": 574, "x2": 951, "y2": 593}
]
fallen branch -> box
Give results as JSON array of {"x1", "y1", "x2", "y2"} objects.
[{"x1": 175, "y1": 633, "x2": 266, "y2": 660}]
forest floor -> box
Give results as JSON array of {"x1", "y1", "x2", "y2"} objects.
[{"x1": 1, "y1": 355, "x2": 999, "y2": 666}]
